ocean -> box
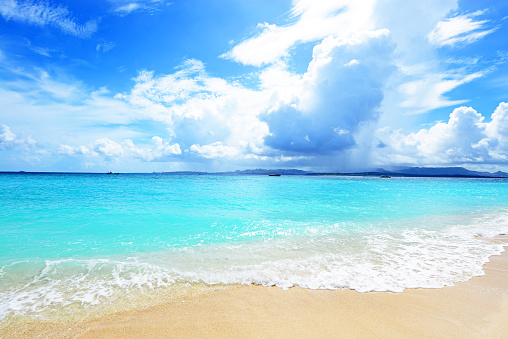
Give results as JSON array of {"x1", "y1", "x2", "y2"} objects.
[{"x1": 1, "y1": 173, "x2": 508, "y2": 325}]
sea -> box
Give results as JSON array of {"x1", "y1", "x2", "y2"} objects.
[{"x1": 1, "y1": 173, "x2": 508, "y2": 326}]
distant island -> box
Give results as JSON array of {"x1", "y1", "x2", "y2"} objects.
[
  {"x1": 3, "y1": 166, "x2": 508, "y2": 178},
  {"x1": 155, "y1": 166, "x2": 508, "y2": 178}
]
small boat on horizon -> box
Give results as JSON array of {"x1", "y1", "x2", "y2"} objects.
[{"x1": 268, "y1": 173, "x2": 281, "y2": 176}]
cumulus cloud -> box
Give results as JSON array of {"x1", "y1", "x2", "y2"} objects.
[
  {"x1": 0, "y1": 125, "x2": 37, "y2": 151},
  {"x1": 375, "y1": 103, "x2": 508, "y2": 166},
  {"x1": 1, "y1": 1, "x2": 503, "y2": 172},
  {"x1": 222, "y1": 0, "x2": 376, "y2": 66},
  {"x1": 428, "y1": 10, "x2": 497, "y2": 47},
  {"x1": 117, "y1": 59, "x2": 270, "y2": 159},
  {"x1": 93, "y1": 138, "x2": 125, "y2": 160},
  {"x1": 190, "y1": 142, "x2": 239, "y2": 159},
  {"x1": 262, "y1": 30, "x2": 395, "y2": 155},
  {"x1": 486, "y1": 102, "x2": 508, "y2": 160},
  {"x1": 0, "y1": 0, "x2": 98, "y2": 38},
  {"x1": 60, "y1": 136, "x2": 181, "y2": 162},
  {"x1": 117, "y1": 29, "x2": 396, "y2": 163},
  {"x1": 222, "y1": 0, "x2": 487, "y2": 133}
]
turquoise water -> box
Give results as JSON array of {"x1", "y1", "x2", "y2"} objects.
[{"x1": 1, "y1": 173, "x2": 508, "y2": 322}]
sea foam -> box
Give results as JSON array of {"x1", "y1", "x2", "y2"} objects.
[{"x1": 1, "y1": 210, "x2": 506, "y2": 322}]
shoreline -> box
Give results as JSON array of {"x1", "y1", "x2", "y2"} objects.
[{"x1": 5, "y1": 237, "x2": 507, "y2": 338}]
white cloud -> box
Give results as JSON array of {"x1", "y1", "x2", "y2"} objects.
[
  {"x1": 60, "y1": 136, "x2": 181, "y2": 162},
  {"x1": 1, "y1": 1, "x2": 504, "y2": 172},
  {"x1": 0, "y1": 0, "x2": 98, "y2": 38},
  {"x1": 398, "y1": 68, "x2": 488, "y2": 113},
  {"x1": 93, "y1": 138, "x2": 125, "y2": 160},
  {"x1": 117, "y1": 59, "x2": 271, "y2": 159},
  {"x1": 0, "y1": 125, "x2": 37, "y2": 151},
  {"x1": 222, "y1": 0, "x2": 377, "y2": 66},
  {"x1": 375, "y1": 103, "x2": 508, "y2": 166},
  {"x1": 117, "y1": 29, "x2": 395, "y2": 163},
  {"x1": 372, "y1": 4, "x2": 495, "y2": 116},
  {"x1": 58, "y1": 144, "x2": 90, "y2": 156},
  {"x1": 96, "y1": 41, "x2": 116, "y2": 53},
  {"x1": 190, "y1": 142, "x2": 239, "y2": 159},
  {"x1": 115, "y1": 3, "x2": 141, "y2": 15},
  {"x1": 486, "y1": 102, "x2": 508, "y2": 160},
  {"x1": 24, "y1": 39, "x2": 55, "y2": 57},
  {"x1": 0, "y1": 68, "x2": 148, "y2": 152},
  {"x1": 145, "y1": 136, "x2": 182, "y2": 161},
  {"x1": 223, "y1": 0, "x2": 485, "y2": 118},
  {"x1": 111, "y1": 0, "x2": 169, "y2": 16},
  {"x1": 344, "y1": 59, "x2": 360, "y2": 67},
  {"x1": 261, "y1": 30, "x2": 395, "y2": 154},
  {"x1": 428, "y1": 10, "x2": 496, "y2": 47}
]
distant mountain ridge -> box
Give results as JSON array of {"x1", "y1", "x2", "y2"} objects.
[
  {"x1": 376, "y1": 167, "x2": 508, "y2": 178},
  {"x1": 233, "y1": 169, "x2": 311, "y2": 175},
  {"x1": 157, "y1": 167, "x2": 508, "y2": 178},
  {"x1": 4, "y1": 167, "x2": 506, "y2": 177},
  {"x1": 158, "y1": 168, "x2": 311, "y2": 175}
]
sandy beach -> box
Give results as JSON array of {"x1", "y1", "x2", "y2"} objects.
[{"x1": 5, "y1": 237, "x2": 506, "y2": 339}]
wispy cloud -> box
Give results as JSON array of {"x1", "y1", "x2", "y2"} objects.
[
  {"x1": 115, "y1": 3, "x2": 141, "y2": 15},
  {"x1": 96, "y1": 41, "x2": 116, "y2": 53},
  {"x1": 428, "y1": 10, "x2": 497, "y2": 47},
  {"x1": 398, "y1": 68, "x2": 489, "y2": 114},
  {"x1": 24, "y1": 38, "x2": 55, "y2": 57},
  {"x1": 222, "y1": 0, "x2": 376, "y2": 67},
  {"x1": 111, "y1": 0, "x2": 170, "y2": 16},
  {"x1": 0, "y1": 0, "x2": 98, "y2": 38}
]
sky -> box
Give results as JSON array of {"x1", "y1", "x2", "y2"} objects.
[{"x1": 1, "y1": 0, "x2": 508, "y2": 173}]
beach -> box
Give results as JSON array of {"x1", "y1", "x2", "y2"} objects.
[
  {"x1": 2, "y1": 175, "x2": 508, "y2": 338},
  {"x1": 2, "y1": 0, "x2": 508, "y2": 336},
  {"x1": 6, "y1": 237, "x2": 507, "y2": 338},
  {"x1": 3, "y1": 0, "x2": 508, "y2": 336}
]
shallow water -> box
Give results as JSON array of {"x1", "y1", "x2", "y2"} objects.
[{"x1": 1, "y1": 173, "x2": 507, "y2": 323}]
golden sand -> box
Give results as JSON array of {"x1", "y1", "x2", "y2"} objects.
[{"x1": 6, "y1": 239, "x2": 508, "y2": 338}]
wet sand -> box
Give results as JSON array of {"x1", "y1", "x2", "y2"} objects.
[{"x1": 7, "y1": 239, "x2": 508, "y2": 338}]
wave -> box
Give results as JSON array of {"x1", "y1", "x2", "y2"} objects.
[{"x1": 1, "y1": 210, "x2": 507, "y2": 322}]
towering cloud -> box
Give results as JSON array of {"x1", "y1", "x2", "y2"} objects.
[{"x1": 262, "y1": 30, "x2": 395, "y2": 155}]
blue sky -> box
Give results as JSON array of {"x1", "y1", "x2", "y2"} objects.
[{"x1": 1, "y1": 0, "x2": 508, "y2": 173}]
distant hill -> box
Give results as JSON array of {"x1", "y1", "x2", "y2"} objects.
[
  {"x1": 233, "y1": 169, "x2": 311, "y2": 175},
  {"x1": 157, "y1": 169, "x2": 311, "y2": 176},
  {"x1": 379, "y1": 167, "x2": 508, "y2": 178},
  {"x1": 493, "y1": 171, "x2": 508, "y2": 177},
  {"x1": 7, "y1": 166, "x2": 504, "y2": 178},
  {"x1": 154, "y1": 167, "x2": 508, "y2": 177}
]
